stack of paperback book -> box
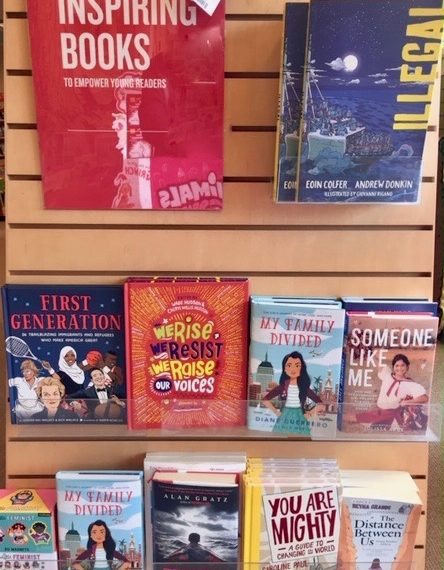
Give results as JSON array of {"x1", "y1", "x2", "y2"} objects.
[
  {"x1": 0, "y1": 489, "x2": 57, "y2": 570},
  {"x1": 144, "y1": 451, "x2": 246, "y2": 569},
  {"x1": 248, "y1": 295, "x2": 345, "y2": 437},
  {"x1": 243, "y1": 458, "x2": 342, "y2": 568},
  {"x1": 338, "y1": 470, "x2": 422, "y2": 569},
  {"x1": 339, "y1": 297, "x2": 439, "y2": 437},
  {"x1": 55, "y1": 470, "x2": 144, "y2": 570}
]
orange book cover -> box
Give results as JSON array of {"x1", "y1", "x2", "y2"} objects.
[{"x1": 125, "y1": 277, "x2": 249, "y2": 429}]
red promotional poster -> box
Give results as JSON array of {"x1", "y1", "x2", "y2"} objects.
[
  {"x1": 27, "y1": 0, "x2": 225, "y2": 210},
  {"x1": 124, "y1": 277, "x2": 249, "y2": 430}
]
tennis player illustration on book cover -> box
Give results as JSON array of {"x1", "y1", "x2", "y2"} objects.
[{"x1": 2, "y1": 285, "x2": 126, "y2": 424}]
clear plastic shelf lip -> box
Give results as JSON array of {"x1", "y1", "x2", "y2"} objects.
[
  {"x1": 149, "y1": 564, "x2": 417, "y2": 570},
  {"x1": 9, "y1": 399, "x2": 442, "y2": 443},
  {"x1": 0, "y1": 559, "x2": 418, "y2": 570}
]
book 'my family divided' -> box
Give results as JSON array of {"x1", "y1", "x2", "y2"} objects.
[
  {"x1": 125, "y1": 277, "x2": 249, "y2": 429},
  {"x1": 27, "y1": 0, "x2": 225, "y2": 210},
  {"x1": 56, "y1": 471, "x2": 144, "y2": 570},
  {"x1": 2, "y1": 284, "x2": 126, "y2": 424},
  {"x1": 248, "y1": 296, "x2": 345, "y2": 437},
  {"x1": 275, "y1": 0, "x2": 444, "y2": 203}
]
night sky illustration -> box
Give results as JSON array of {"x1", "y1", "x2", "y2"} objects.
[{"x1": 310, "y1": 0, "x2": 443, "y2": 90}]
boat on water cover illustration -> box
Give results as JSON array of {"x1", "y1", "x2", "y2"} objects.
[{"x1": 276, "y1": 0, "x2": 444, "y2": 204}]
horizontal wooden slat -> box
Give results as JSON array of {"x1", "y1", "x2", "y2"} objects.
[
  {"x1": 5, "y1": 18, "x2": 283, "y2": 73},
  {"x1": 4, "y1": 75, "x2": 36, "y2": 123},
  {"x1": 2, "y1": 275, "x2": 435, "y2": 299},
  {"x1": 6, "y1": 75, "x2": 280, "y2": 128},
  {"x1": 4, "y1": 19, "x2": 32, "y2": 71},
  {"x1": 5, "y1": 128, "x2": 279, "y2": 177},
  {"x1": 5, "y1": 127, "x2": 440, "y2": 179},
  {"x1": 6, "y1": 228, "x2": 434, "y2": 273},
  {"x1": 226, "y1": 20, "x2": 282, "y2": 72},
  {"x1": 5, "y1": 0, "x2": 290, "y2": 15},
  {"x1": 5, "y1": 471, "x2": 428, "y2": 496},
  {"x1": 227, "y1": 0, "x2": 292, "y2": 14},
  {"x1": 5, "y1": 439, "x2": 428, "y2": 473},
  {"x1": 5, "y1": 180, "x2": 436, "y2": 226},
  {"x1": 4, "y1": 0, "x2": 27, "y2": 9},
  {"x1": 8, "y1": 68, "x2": 438, "y2": 133}
]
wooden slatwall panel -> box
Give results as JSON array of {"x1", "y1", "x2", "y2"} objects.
[{"x1": 4, "y1": 1, "x2": 440, "y2": 568}]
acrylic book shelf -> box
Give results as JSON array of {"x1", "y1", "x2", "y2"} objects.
[
  {"x1": 6, "y1": 401, "x2": 443, "y2": 443},
  {"x1": 0, "y1": 561, "x2": 420, "y2": 570}
]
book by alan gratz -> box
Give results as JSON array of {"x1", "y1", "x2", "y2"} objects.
[
  {"x1": 125, "y1": 277, "x2": 249, "y2": 430},
  {"x1": 27, "y1": 0, "x2": 224, "y2": 210}
]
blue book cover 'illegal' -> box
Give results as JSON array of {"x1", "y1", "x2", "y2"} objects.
[
  {"x1": 247, "y1": 297, "x2": 345, "y2": 437},
  {"x1": 287, "y1": 0, "x2": 444, "y2": 203},
  {"x1": 274, "y1": 2, "x2": 309, "y2": 202},
  {"x1": 2, "y1": 284, "x2": 126, "y2": 424}
]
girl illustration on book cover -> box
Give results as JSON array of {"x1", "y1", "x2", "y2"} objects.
[
  {"x1": 72, "y1": 520, "x2": 129, "y2": 570},
  {"x1": 262, "y1": 351, "x2": 325, "y2": 434},
  {"x1": 356, "y1": 353, "x2": 428, "y2": 430},
  {"x1": 41, "y1": 346, "x2": 87, "y2": 396}
]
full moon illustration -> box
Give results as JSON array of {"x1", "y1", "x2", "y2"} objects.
[{"x1": 343, "y1": 54, "x2": 359, "y2": 72}]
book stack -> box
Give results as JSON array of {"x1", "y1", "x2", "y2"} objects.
[
  {"x1": 274, "y1": 0, "x2": 444, "y2": 204},
  {"x1": 339, "y1": 297, "x2": 439, "y2": 436},
  {"x1": 55, "y1": 471, "x2": 144, "y2": 570},
  {"x1": 125, "y1": 276, "x2": 249, "y2": 429},
  {"x1": 338, "y1": 470, "x2": 422, "y2": 569},
  {"x1": 0, "y1": 489, "x2": 57, "y2": 570},
  {"x1": 248, "y1": 295, "x2": 345, "y2": 437},
  {"x1": 144, "y1": 451, "x2": 246, "y2": 569},
  {"x1": 243, "y1": 458, "x2": 342, "y2": 568}
]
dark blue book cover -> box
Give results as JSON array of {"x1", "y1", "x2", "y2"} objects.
[
  {"x1": 274, "y1": 2, "x2": 309, "y2": 202},
  {"x1": 296, "y1": 0, "x2": 444, "y2": 203},
  {"x1": 342, "y1": 297, "x2": 438, "y2": 316},
  {"x1": 2, "y1": 284, "x2": 126, "y2": 425},
  {"x1": 151, "y1": 476, "x2": 239, "y2": 569}
]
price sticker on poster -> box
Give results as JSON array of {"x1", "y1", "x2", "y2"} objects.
[{"x1": 191, "y1": 0, "x2": 222, "y2": 16}]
